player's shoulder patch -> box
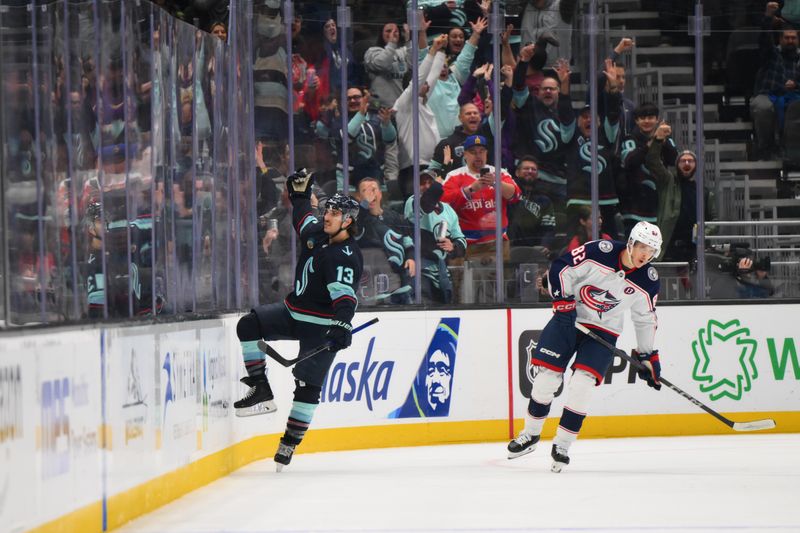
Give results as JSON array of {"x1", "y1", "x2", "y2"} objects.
[
  {"x1": 306, "y1": 238, "x2": 315, "y2": 249},
  {"x1": 598, "y1": 240, "x2": 613, "y2": 253},
  {"x1": 340, "y1": 245, "x2": 355, "y2": 257},
  {"x1": 647, "y1": 266, "x2": 659, "y2": 281}
]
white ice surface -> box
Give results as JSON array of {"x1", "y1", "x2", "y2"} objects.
[{"x1": 116, "y1": 434, "x2": 799, "y2": 533}]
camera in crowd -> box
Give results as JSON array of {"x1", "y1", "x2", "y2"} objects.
[
  {"x1": 367, "y1": 93, "x2": 382, "y2": 113},
  {"x1": 258, "y1": 205, "x2": 281, "y2": 231},
  {"x1": 709, "y1": 243, "x2": 771, "y2": 274}
]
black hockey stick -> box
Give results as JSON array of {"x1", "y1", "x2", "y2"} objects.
[
  {"x1": 575, "y1": 323, "x2": 776, "y2": 432},
  {"x1": 258, "y1": 318, "x2": 380, "y2": 367}
]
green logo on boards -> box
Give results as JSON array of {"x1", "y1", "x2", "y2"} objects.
[{"x1": 691, "y1": 319, "x2": 759, "y2": 401}]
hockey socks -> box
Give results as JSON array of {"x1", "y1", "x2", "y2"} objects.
[
  {"x1": 275, "y1": 381, "x2": 321, "y2": 471},
  {"x1": 283, "y1": 400, "x2": 317, "y2": 444},
  {"x1": 550, "y1": 369, "x2": 596, "y2": 472},
  {"x1": 554, "y1": 407, "x2": 585, "y2": 450},
  {"x1": 551, "y1": 404, "x2": 585, "y2": 472},
  {"x1": 241, "y1": 340, "x2": 265, "y2": 377}
]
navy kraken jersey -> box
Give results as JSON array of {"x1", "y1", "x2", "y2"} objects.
[
  {"x1": 512, "y1": 90, "x2": 576, "y2": 195},
  {"x1": 566, "y1": 93, "x2": 622, "y2": 208},
  {"x1": 284, "y1": 197, "x2": 363, "y2": 327},
  {"x1": 547, "y1": 239, "x2": 660, "y2": 353}
]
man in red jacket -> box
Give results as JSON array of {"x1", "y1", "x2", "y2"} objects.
[{"x1": 441, "y1": 135, "x2": 521, "y2": 262}]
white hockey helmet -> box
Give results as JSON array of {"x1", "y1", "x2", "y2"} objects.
[{"x1": 627, "y1": 221, "x2": 662, "y2": 260}]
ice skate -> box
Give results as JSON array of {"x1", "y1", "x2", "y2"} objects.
[
  {"x1": 507, "y1": 432, "x2": 540, "y2": 459},
  {"x1": 550, "y1": 443, "x2": 570, "y2": 473},
  {"x1": 274, "y1": 437, "x2": 298, "y2": 472},
  {"x1": 234, "y1": 375, "x2": 276, "y2": 417}
]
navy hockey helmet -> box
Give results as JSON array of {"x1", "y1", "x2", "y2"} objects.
[{"x1": 323, "y1": 193, "x2": 360, "y2": 222}]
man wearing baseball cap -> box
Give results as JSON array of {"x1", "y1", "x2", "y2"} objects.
[{"x1": 441, "y1": 135, "x2": 520, "y2": 263}]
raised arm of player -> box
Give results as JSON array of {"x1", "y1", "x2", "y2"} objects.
[{"x1": 287, "y1": 169, "x2": 322, "y2": 239}]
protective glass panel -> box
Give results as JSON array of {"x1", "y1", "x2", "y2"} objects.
[
  {"x1": 2, "y1": 3, "x2": 55, "y2": 324},
  {"x1": 150, "y1": 7, "x2": 176, "y2": 316}
]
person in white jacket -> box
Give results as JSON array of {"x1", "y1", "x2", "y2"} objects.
[
  {"x1": 393, "y1": 33, "x2": 448, "y2": 175},
  {"x1": 425, "y1": 16, "x2": 488, "y2": 138}
]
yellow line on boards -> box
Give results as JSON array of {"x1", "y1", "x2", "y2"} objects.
[
  {"x1": 24, "y1": 502, "x2": 103, "y2": 533},
  {"x1": 26, "y1": 413, "x2": 798, "y2": 533}
]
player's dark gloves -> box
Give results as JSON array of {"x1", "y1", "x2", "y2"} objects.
[
  {"x1": 286, "y1": 168, "x2": 314, "y2": 199},
  {"x1": 551, "y1": 297, "x2": 577, "y2": 328},
  {"x1": 634, "y1": 350, "x2": 661, "y2": 390},
  {"x1": 325, "y1": 320, "x2": 353, "y2": 351}
]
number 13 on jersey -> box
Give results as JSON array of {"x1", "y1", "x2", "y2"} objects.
[{"x1": 336, "y1": 266, "x2": 354, "y2": 284}]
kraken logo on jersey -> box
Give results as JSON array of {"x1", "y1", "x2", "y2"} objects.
[
  {"x1": 579, "y1": 285, "x2": 621, "y2": 319},
  {"x1": 535, "y1": 119, "x2": 561, "y2": 153},
  {"x1": 356, "y1": 126, "x2": 378, "y2": 160},
  {"x1": 295, "y1": 257, "x2": 315, "y2": 296},
  {"x1": 579, "y1": 141, "x2": 607, "y2": 174},
  {"x1": 383, "y1": 229, "x2": 406, "y2": 267}
]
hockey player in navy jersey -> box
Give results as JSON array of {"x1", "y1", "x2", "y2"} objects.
[
  {"x1": 232, "y1": 169, "x2": 363, "y2": 471},
  {"x1": 508, "y1": 221, "x2": 663, "y2": 472}
]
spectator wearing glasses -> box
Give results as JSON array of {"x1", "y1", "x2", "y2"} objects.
[
  {"x1": 512, "y1": 48, "x2": 575, "y2": 210},
  {"x1": 316, "y1": 86, "x2": 397, "y2": 190}
]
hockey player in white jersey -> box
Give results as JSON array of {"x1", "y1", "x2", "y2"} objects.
[{"x1": 508, "y1": 221, "x2": 663, "y2": 472}]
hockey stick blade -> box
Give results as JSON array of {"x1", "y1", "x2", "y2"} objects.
[
  {"x1": 732, "y1": 419, "x2": 777, "y2": 432},
  {"x1": 257, "y1": 340, "x2": 294, "y2": 367},
  {"x1": 575, "y1": 323, "x2": 777, "y2": 432},
  {"x1": 258, "y1": 317, "x2": 380, "y2": 367}
]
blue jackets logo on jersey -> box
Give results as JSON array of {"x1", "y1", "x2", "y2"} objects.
[
  {"x1": 389, "y1": 318, "x2": 460, "y2": 418},
  {"x1": 579, "y1": 285, "x2": 621, "y2": 319}
]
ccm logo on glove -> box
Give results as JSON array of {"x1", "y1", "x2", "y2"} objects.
[{"x1": 553, "y1": 299, "x2": 576, "y2": 313}]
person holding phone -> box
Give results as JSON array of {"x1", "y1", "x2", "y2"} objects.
[{"x1": 441, "y1": 135, "x2": 520, "y2": 262}]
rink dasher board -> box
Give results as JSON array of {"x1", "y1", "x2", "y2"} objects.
[
  {"x1": 1, "y1": 304, "x2": 797, "y2": 533},
  {"x1": 509, "y1": 305, "x2": 800, "y2": 419}
]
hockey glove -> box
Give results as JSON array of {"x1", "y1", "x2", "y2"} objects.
[
  {"x1": 634, "y1": 350, "x2": 661, "y2": 390},
  {"x1": 325, "y1": 320, "x2": 353, "y2": 351},
  {"x1": 286, "y1": 168, "x2": 314, "y2": 198},
  {"x1": 551, "y1": 297, "x2": 577, "y2": 328}
]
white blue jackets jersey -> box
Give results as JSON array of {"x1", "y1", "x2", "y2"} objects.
[{"x1": 547, "y1": 239, "x2": 660, "y2": 353}]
